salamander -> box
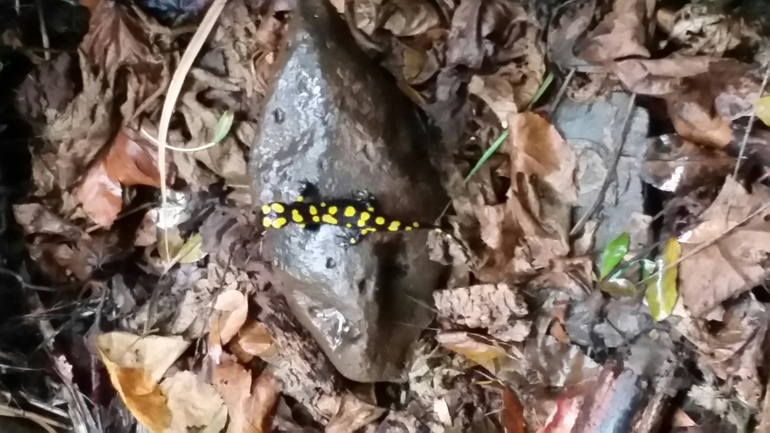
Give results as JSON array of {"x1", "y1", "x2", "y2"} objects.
[{"x1": 259, "y1": 182, "x2": 455, "y2": 247}]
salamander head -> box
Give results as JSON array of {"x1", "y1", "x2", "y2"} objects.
[{"x1": 260, "y1": 202, "x2": 289, "y2": 229}]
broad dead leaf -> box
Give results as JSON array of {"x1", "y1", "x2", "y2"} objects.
[
  {"x1": 578, "y1": 0, "x2": 655, "y2": 63},
  {"x1": 233, "y1": 320, "x2": 277, "y2": 359},
  {"x1": 160, "y1": 371, "x2": 227, "y2": 433},
  {"x1": 212, "y1": 354, "x2": 280, "y2": 433},
  {"x1": 80, "y1": 0, "x2": 162, "y2": 77},
  {"x1": 661, "y1": 4, "x2": 753, "y2": 57},
  {"x1": 327, "y1": 393, "x2": 387, "y2": 433},
  {"x1": 96, "y1": 332, "x2": 189, "y2": 433},
  {"x1": 677, "y1": 296, "x2": 767, "y2": 407},
  {"x1": 678, "y1": 177, "x2": 770, "y2": 317}
]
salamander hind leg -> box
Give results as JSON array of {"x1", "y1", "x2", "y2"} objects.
[{"x1": 352, "y1": 189, "x2": 377, "y2": 209}]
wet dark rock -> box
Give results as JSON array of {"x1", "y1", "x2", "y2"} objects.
[
  {"x1": 551, "y1": 92, "x2": 651, "y2": 252},
  {"x1": 250, "y1": 1, "x2": 448, "y2": 382}
]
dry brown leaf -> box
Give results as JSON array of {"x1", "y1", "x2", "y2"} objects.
[
  {"x1": 662, "y1": 4, "x2": 750, "y2": 57},
  {"x1": 96, "y1": 332, "x2": 191, "y2": 433},
  {"x1": 80, "y1": 0, "x2": 162, "y2": 77},
  {"x1": 212, "y1": 354, "x2": 280, "y2": 433},
  {"x1": 213, "y1": 290, "x2": 249, "y2": 345},
  {"x1": 677, "y1": 297, "x2": 767, "y2": 408},
  {"x1": 434, "y1": 283, "x2": 530, "y2": 342},
  {"x1": 96, "y1": 332, "x2": 190, "y2": 383},
  {"x1": 382, "y1": 0, "x2": 441, "y2": 37},
  {"x1": 579, "y1": 0, "x2": 655, "y2": 63},
  {"x1": 327, "y1": 393, "x2": 386, "y2": 433},
  {"x1": 160, "y1": 371, "x2": 227, "y2": 433},
  {"x1": 233, "y1": 320, "x2": 277, "y2": 359},
  {"x1": 12, "y1": 203, "x2": 81, "y2": 237},
  {"x1": 678, "y1": 177, "x2": 770, "y2": 317}
]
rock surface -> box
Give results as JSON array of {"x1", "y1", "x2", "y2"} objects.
[
  {"x1": 551, "y1": 92, "x2": 651, "y2": 252},
  {"x1": 250, "y1": 0, "x2": 448, "y2": 382}
]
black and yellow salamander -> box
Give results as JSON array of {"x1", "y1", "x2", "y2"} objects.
[{"x1": 259, "y1": 182, "x2": 456, "y2": 247}]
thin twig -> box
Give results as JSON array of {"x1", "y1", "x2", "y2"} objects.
[
  {"x1": 141, "y1": 128, "x2": 219, "y2": 153},
  {"x1": 549, "y1": 67, "x2": 575, "y2": 117},
  {"x1": 34, "y1": 0, "x2": 49, "y2": 61},
  {"x1": 570, "y1": 93, "x2": 637, "y2": 236},
  {"x1": 734, "y1": 62, "x2": 770, "y2": 177},
  {"x1": 0, "y1": 268, "x2": 58, "y2": 292},
  {"x1": 0, "y1": 403, "x2": 66, "y2": 433},
  {"x1": 155, "y1": 0, "x2": 227, "y2": 266}
]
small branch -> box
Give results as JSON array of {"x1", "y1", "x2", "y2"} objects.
[{"x1": 734, "y1": 62, "x2": 770, "y2": 177}]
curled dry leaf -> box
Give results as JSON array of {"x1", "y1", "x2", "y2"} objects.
[
  {"x1": 212, "y1": 290, "x2": 249, "y2": 345},
  {"x1": 79, "y1": 127, "x2": 175, "y2": 227},
  {"x1": 678, "y1": 177, "x2": 770, "y2": 317},
  {"x1": 212, "y1": 354, "x2": 280, "y2": 433},
  {"x1": 233, "y1": 320, "x2": 277, "y2": 359},
  {"x1": 578, "y1": 0, "x2": 655, "y2": 63},
  {"x1": 160, "y1": 371, "x2": 227, "y2": 433},
  {"x1": 613, "y1": 58, "x2": 761, "y2": 148},
  {"x1": 642, "y1": 134, "x2": 733, "y2": 194},
  {"x1": 436, "y1": 331, "x2": 508, "y2": 373},
  {"x1": 327, "y1": 393, "x2": 387, "y2": 433}
]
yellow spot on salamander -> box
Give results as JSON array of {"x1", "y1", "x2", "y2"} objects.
[
  {"x1": 367, "y1": 207, "x2": 375, "y2": 212},
  {"x1": 292, "y1": 210, "x2": 304, "y2": 223},
  {"x1": 362, "y1": 228, "x2": 377, "y2": 234},
  {"x1": 322, "y1": 214, "x2": 338, "y2": 225},
  {"x1": 344, "y1": 206, "x2": 357, "y2": 217},
  {"x1": 309, "y1": 205, "x2": 318, "y2": 215},
  {"x1": 298, "y1": 223, "x2": 306, "y2": 228},
  {"x1": 434, "y1": 228, "x2": 443, "y2": 232},
  {"x1": 346, "y1": 223, "x2": 352, "y2": 228},
  {"x1": 412, "y1": 222, "x2": 420, "y2": 228},
  {"x1": 375, "y1": 216, "x2": 386, "y2": 225},
  {"x1": 296, "y1": 196, "x2": 304, "y2": 202},
  {"x1": 360, "y1": 212, "x2": 371, "y2": 222},
  {"x1": 313, "y1": 216, "x2": 321, "y2": 223},
  {"x1": 261, "y1": 204, "x2": 271, "y2": 214},
  {"x1": 349, "y1": 237, "x2": 357, "y2": 244},
  {"x1": 388, "y1": 221, "x2": 401, "y2": 231},
  {"x1": 328, "y1": 206, "x2": 338, "y2": 215},
  {"x1": 405, "y1": 227, "x2": 412, "y2": 231},
  {"x1": 262, "y1": 217, "x2": 273, "y2": 228},
  {"x1": 320, "y1": 202, "x2": 327, "y2": 207},
  {"x1": 357, "y1": 219, "x2": 367, "y2": 227},
  {"x1": 272, "y1": 217, "x2": 288, "y2": 229},
  {"x1": 270, "y1": 203, "x2": 285, "y2": 213}
]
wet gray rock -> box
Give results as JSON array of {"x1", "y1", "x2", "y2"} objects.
[
  {"x1": 250, "y1": 1, "x2": 448, "y2": 382},
  {"x1": 551, "y1": 92, "x2": 650, "y2": 252}
]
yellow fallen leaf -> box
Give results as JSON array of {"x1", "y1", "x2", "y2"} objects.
[
  {"x1": 96, "y1": 332, "x2": 190, "y2": 383},
  {"x1": 99, "y1": 352, "x2": 170, "y2": 433},
  {"x1": 645, "y1": 238, "x2": 680, "y2": 321},
  {"x1": 755, "y1": 96, "x2": 770, "y2": 127},
  {"x1": 436, "y1": 332, "x2": 507, "y2": 372}
]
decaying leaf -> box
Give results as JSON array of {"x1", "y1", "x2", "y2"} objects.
[
  {"x1": 659, "y1": 4, "x2": 755, "y2": 57},
  {"x1": 578, "y1": 0, "x2": 655, "y2": 63},
  {"x1": 157, "y1": 229, "x2": 207, "y2": 266},
  {"x1": 160, "y1": 371, "x2": 227, "y2": 433},
  {"x1": 327, "y1": 393, "x2": 387, "y2": 433},
  {"x1": 678, "y1": 177, "x2": 770, "y2": 317},
  {"x1": 433, "y1": 283, "x2": 530, "y2": 342},
  {"x1": 644, "y1": 238, "x2": 680, "y2": 322},
  {"x1": 232, "y1": 320, "x2": 277, "y2": 359},
  {"x1": 678, "y1": 296, "x2": 767, "y2": 407},
  {"x1": 212, "y1": 354, "x2": 280, "y2": 433}
]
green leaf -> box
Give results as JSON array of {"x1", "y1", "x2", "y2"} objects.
[
  {"x1": 755, "y1": 96, "x2": 770, "y2": 127},
  {"x1": 526, "y1": 71, "x2": 554, "y2": 111},
  {"x1": 213, "y1": 110, "x2": 235, "y2": 143},
  {"x1": 176, "y1": 233, "x2": 204, "y2": 264},
  {"x1": 599, "y1": 232, "x2": 630, "y2": 279},
  {"x1": 464, "y1": 130, "x2": 509, "y2": 184},
  {"x1": 158, "y1": 229, "x2": 207, "y2": 269},
  {"x1": 645, "y1": 238, "x2": 680, "y2": 321},
  {"x1": 598, "y1": 277, "x2": 637, "y2": 297}
]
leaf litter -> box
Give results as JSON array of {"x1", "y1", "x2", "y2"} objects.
[{"x1": 8, "y1": 0, "x2": 770, "y2": 432}]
